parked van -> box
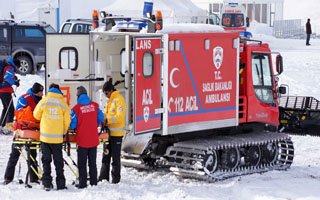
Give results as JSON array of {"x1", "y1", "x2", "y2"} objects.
[
  {"x1": 59, "y1": 19, "x2": 93, "y2": 33},
  {"x1": 0, "y1": 20, "x2": 55, "y2": 74}
]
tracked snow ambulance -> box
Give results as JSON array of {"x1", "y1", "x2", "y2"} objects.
[{"x1": 45, "y1": 11, "x2": 294, "y2": 181}]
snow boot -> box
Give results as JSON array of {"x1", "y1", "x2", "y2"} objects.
[{"x1": 3, "y1": 178, "x2": 13, "y2": 185}]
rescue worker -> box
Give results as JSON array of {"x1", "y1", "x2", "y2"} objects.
[
  {"x1": 0, "y1": 57, "x2": 20, "y2": 130},
  {"x1": 3, "y1": 82, "x2": 44, "y2": 185},
  {"x1": 70, "y1": 86, "x2": 104, "y2": 188},
  {"x1": 33, "y1": 83, "x2": 71, "y2": 191},
  {"x1": 98, "y1": 79, "x2": 126, "y2": 184},
  {"x1": 306, "y1": 18, "x2": 312, "y2": 46}
]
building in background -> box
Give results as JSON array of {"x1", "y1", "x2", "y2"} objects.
[{"x1": 191, "y1": 0, "x2": 284, "y2": 27}]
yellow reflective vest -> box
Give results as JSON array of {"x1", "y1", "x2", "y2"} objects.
[
  {"x1": 104, "y1": 91, "x2": 126, "y2": 137},
  {"x1": 33, "y1": 90, "x2": 71, "y2": 144}
]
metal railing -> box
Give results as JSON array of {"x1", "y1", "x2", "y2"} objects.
[{"x1": 273, "y1": 19, "x2": 306, "y2": 39}]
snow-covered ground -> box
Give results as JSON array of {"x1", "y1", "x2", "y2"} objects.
[{"x1": 1, "y1": 26, "x2": 320, "y2": 199}]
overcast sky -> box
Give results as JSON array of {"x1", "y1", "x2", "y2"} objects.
[{"x1": 284, "y1": 0, "x2": 319, "y2": 32}]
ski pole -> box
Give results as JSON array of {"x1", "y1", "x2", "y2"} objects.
[{"x1": 0, "y1": 86, "x2": 18, "y2": 127}]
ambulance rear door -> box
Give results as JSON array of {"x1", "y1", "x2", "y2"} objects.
[{"x1": 46, "y1": 34, "x2": 97, "y2": 107}]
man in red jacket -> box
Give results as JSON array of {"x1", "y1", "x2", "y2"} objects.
[{"x1": 70, "y1": 86, "x2": 104, "y2": 188}]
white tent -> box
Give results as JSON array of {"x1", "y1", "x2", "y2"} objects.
[
  {"x1": 0, "y1": 0, "x2": 207, "y2": 29},
  {"x1": 103, "y1": 0, "x2": 208, "y2": 24},
  {"x1": 0, "y1": 0, "x2": 114, "y2": 31}
]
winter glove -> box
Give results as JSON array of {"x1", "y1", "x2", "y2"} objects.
[{"x1": 15, "y1": 79, "x2": 20, "y2": 87}]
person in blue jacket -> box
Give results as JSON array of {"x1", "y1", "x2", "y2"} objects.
[
  {"x1": 0, "y1": 56, "x2": 20, "y2": 129},
  {"x1": 3, "y1": 83, "x2": 44, "y2": 185},
  {"x1": 70, "y1": 86, "x2": 104, "y2": 188}
]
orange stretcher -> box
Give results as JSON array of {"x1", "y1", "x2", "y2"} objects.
[{"x1": 14, "y1": 129, "x2": 109, "y2": 143}]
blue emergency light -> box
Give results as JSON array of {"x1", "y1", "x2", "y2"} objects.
[
  {"x1": 115, "y1": 1, "x2": 155, "y2": 31},
  {"x1": 240, "y1": 31, "x2": 253, "y2": 38},
  {"x1": 117, "y1": 20, "x2": 148, "y2": 31},
  {"x1": 143, "y1": 1, "x2": 154, "y2": 17},
  {"x1": 228, "y1": 2, "x2": 239, "y2": 6}
]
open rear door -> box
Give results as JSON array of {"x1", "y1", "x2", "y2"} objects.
[
  {"x1": 134, "y1": 37, "x2": 162, "y2": 134},
  {"x1": 46, "y1": 34, "x2": 90, "y2": 107}
]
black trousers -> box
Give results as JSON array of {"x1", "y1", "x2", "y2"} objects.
[
  {"x1": 99, "y1": 136, "x2": 122, "y2": 183},
  {"x1": 0, "y1": 92, "x2": 14, "y2": 127},
  {"x1": 41, "y1": 142, "x2": 65, "y2": 189},
  {"x1": 4, "y1": 143, "x2": 38, "y2": 182},
  {"x1": 306, "y1": 34, "x2": 311, "y2": 45},
  {"x1": 77, "y1": 146, "x2": 97, "y2": 188}
]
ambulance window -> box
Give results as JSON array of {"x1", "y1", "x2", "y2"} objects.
[
  {"x1": 222, "y1": 14, "x2": 231, "y2": 26},
  {"x1": 175, "y1": 40, "x2": 181, "y2": 51},
  {"x1": 169, "y1": 41, "x2": 174, "y2": 51},
  {"x1": 143, "y1": 52, "x2": 153, "y2": 77},
  {"x1": 251, "y1": 54, "x2": 275, "y2": 106},
  {"x1": 205, "y1": 39, "x2": 210, "y2": 50},
  {"x1": 59, "y1": 47, "x2": 78, "y2": 70}
]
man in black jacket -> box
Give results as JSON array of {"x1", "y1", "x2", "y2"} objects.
[{"x1": 306, "y1": 18, "x2": 312, "y2": 46}]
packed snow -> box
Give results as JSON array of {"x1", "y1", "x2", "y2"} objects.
[{"x1": 1, "y1": 23, "x2": 320, "y2": 200}]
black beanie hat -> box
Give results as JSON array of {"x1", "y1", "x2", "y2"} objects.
[
  {"x1": 32, "y1": 82, "x2": 44, "y2": 93},
  {"x1": 77, "y1": 86, "x2": 87, "y2": 97},
  {"x1": 103, "y1": 80, "x2": 114, "y2": 92}
]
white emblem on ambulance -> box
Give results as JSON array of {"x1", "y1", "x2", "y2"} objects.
[
  {"x1": 213, "y1": 46, "x2": 223, "y2": 70},
  {"x1": 143, "y1": 106, "x2": 150, "y2": 122}
]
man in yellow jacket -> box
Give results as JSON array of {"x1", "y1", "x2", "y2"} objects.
[
  {"x1": 33, "y1": 83, "x2": 71, "y2": 191},
  {"x1": 99, "y1": 79, "x2": 126, "y2": 184}
]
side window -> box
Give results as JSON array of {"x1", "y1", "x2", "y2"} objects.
[
  {"x1": 15, "y1": 27, "x2": 44, "y2": 42},
  {"x1": 72, "y1": 24, "x2": 82, "y2": 33},
  {"x1": 87, "y1": 25, "x2": 93, "y2": 32},
  {"x1": 25, "y1": 29, "x2": 44, "y2": 38},
  {"x1": 143, "y1": 52, "x2": 153, "y2": 77},
  {"x1": 59, "y1": 47, "x2": 78, "y2": 70},
  {"x1": 251, "y1": 54, "x2": 275, "y2": 106},
  {"x1": 72, "y1": 24, "x2": 90, "y2": 33},
  {"x1": 252, "y1": 54, "x2": 272, "y2": 87},
  {"x1": 0, "y1": 27, "x2": 8, "y2": 42},
  {"x1": 61, "y1": 23, "x2": 71, "y2": 33}
]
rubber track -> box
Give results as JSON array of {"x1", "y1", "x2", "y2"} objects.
[{"x1": 165, "y1": 132, "x2": 294, "y2": 181}]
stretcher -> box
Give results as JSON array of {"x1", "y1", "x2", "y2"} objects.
[
  {"x1": 13, "y1": 129, "x2": 42, "y2": 188},
  {"x1": 12, "y1": 129, "x2": 109, "y2": 188}
]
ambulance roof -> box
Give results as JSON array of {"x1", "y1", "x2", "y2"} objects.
[{"x1": 94, "y1": 23, "x2": 225, "y2": 34}]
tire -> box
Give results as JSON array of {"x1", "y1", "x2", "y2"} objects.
[{"x1": 16, "y1": 56, "x2": 33, "y2": 75}]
